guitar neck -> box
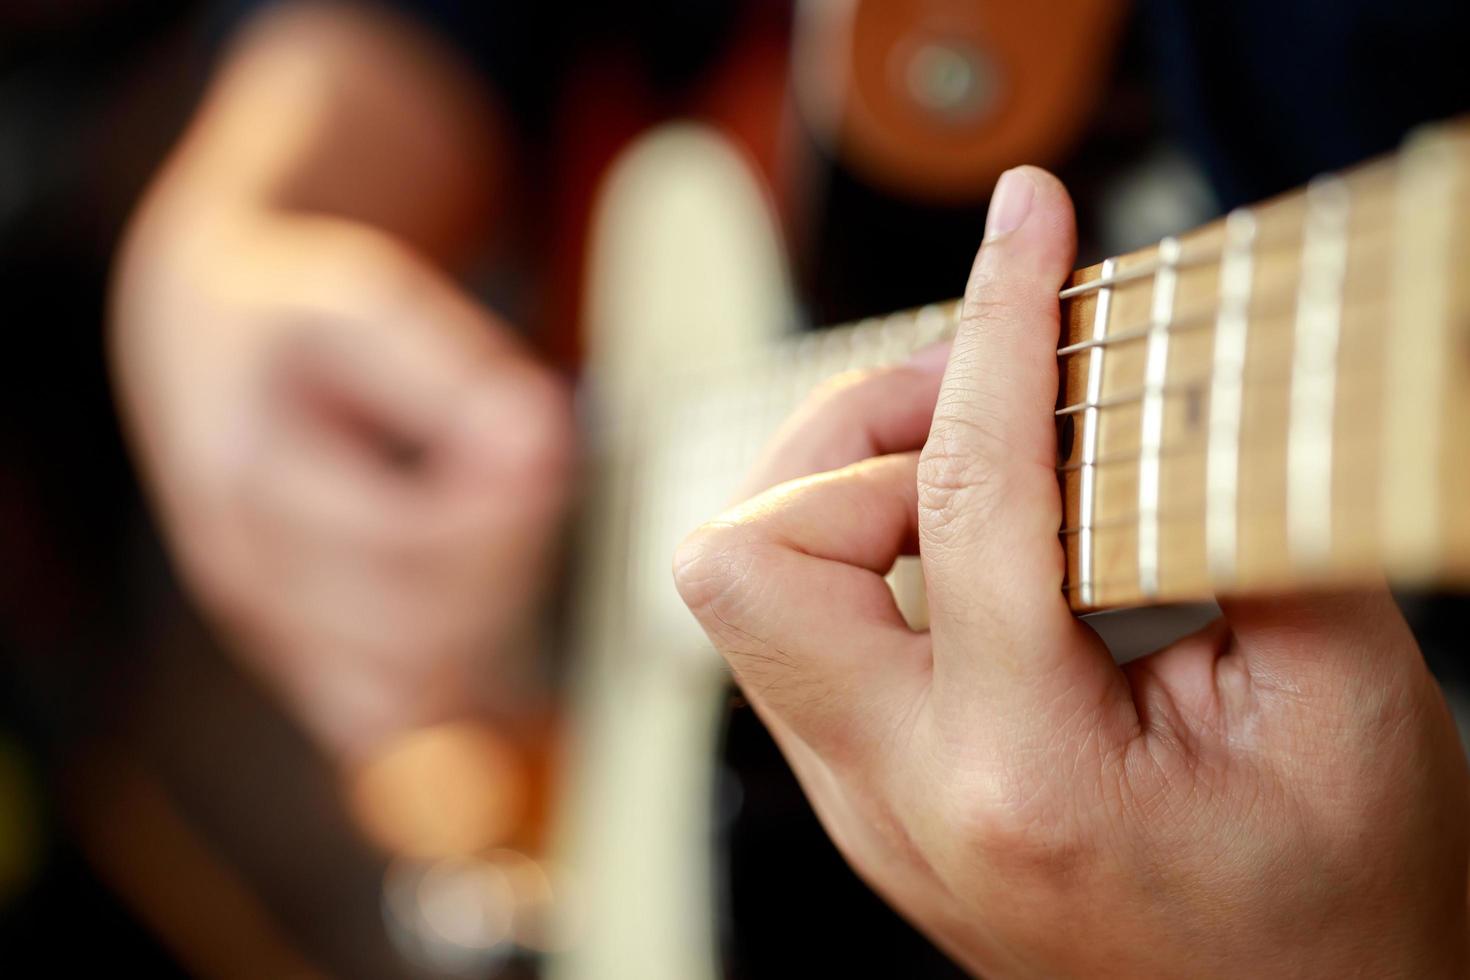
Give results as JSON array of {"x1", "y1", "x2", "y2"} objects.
[
  {"x1": 669, "y1": 119, "x2": 1470, "y2": 613},
  {"x1": 1056, "y1": 123, "x2": 1470, "y2": 609}
]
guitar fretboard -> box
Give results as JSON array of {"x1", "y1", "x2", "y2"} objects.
[{"x1": 647, "y1": 120, "x2": 1470, "y2": 613}]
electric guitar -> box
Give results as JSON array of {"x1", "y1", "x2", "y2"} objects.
[{"x1": 548, "y1": 116, "x2": 1470, "y2": 979}]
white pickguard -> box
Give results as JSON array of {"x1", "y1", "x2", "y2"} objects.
[{"x1": 548, "y1": 122, "x2": 796, "y2": 980}]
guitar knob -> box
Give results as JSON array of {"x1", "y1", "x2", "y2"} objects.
[
  {"x1": 901, "y1": 39, "x2": 1000, "y2": 124},
  {"x1": 793, "y1": 0, "x2": 1128, "y2": 201}
]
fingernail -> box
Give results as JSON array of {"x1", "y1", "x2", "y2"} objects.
[
  {"x1": 984, "y1": 167, "x2": 1035, "y2": 241},
  {"x1": 905, "y1": 339, "x2": 952, "y2": 374}
]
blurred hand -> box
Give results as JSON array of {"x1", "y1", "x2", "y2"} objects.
[
  {"x1": 676, "y1": 167, "x2": 1470, "y2": 977},
  {"x1": 112, "y1": 211, "x2": 573, "y2": 760}
]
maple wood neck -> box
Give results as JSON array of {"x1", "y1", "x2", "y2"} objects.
[
  {"x1": 688, "y1": 118, "x2": 1470, "y2": 613},
  {"x1": 1054, "y1": 122, "x2": 1470, "y2": 609}
]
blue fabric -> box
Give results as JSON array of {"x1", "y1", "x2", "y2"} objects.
[{"x1": 1142, "y1": 0, "x2": 1470, "y2": 206}]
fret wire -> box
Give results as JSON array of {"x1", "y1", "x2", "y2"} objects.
[
  {"x1": 1054, "y1": 282, "x2": 1300, "y2": 358},
  {"x1": 656, "y1": 178, "x2": 1400, "y2": 558},
  {"x1": 1058, "y1": 244, "x2": 1243, "y2": 299},
  {"x1": 1287, "y1": 177, "x2": 1351, "y2": 565},
  {"x1": 642, "y1": 150, "x2": 1447, "y2": 613},
  {"x1": 1076, "y1": 258, "x2": 1115, "y2": 608},
  {"x1": 1058, "y1": 260, "x2": 1169, "y2": 299},
  {"x1": 1058, "y1": 407, "x2": 1385, "y2": 483},
  {"x1": 743, "y1": 269, "x2": 1377, "y2": 419},
  {"x1": 1061, "y1": 511, "x2": 1177, "y2": 536},
  {"x1": 1058, "y1": 321, "x2": 1174, "y2": 358},
  {"x1": 734, "y1": 226, "x2": 1392, "y2": 384},
  {"x1": 1057, "y1": 241, "x2": 1249, "y2": 299},
  {"x1": 1059, "y1": 496, "x2": 1356, "y2": 540},
  {"x1": 1136, "y1": 236, "x2": 1181, "y2": 599},
  {"x1": 1058, "y1": 238, "x2": 1252, "y2": 299},
  {"x1": 1058, "y1": 440, "x2": 1197, "y2": 473},
  {"x1": 1205, "y1": 208, "x2": 1257, "y2": 582},
  {"x1": 1059, "y1": 449, "x2": 1381, "y2": 538},
  {"x1": 1057, "y1": 373, "x2": 1213, "y2": 418},
  {"x1": 700, "y1": 214, "x2": 1399, "y2": 391},
  {"x1": 1054, "y1": 293, "x2": 1389, "y2": 420},
  {"x1": 1055, "y1": 248, "x2": 1394, "y2": 361},
  {"x1": 1056, "y1": 387, "x2": 1146, "y2": 416},
  {"x1": 1056, "y1": 215, "x2": 1393, "y2": 301},
  {"x1": 692, "y1": 280, "x2": 1379, "y2": 406},
  {"x1": 1058, "y1": 430, "x2": 1383, "y2": 600},
  {"x1": 1058, "y1": 420, "x2": 1375, "y2": 540},
  {"x1": 676, "y1": 222, "x2": 1392, "y2": 396}
]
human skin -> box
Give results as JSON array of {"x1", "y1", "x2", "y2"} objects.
[
  {"x1": 675, "y1": 165, "x2": 1470, "y2": 977},
  {"x1": 110, "y1": 2, "x2": 572, "y2": 761}
]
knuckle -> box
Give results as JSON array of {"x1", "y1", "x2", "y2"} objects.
[
  {"x1": 915, "y1": 425, "x2": 1002, "y2": 532},
  {"x1": 950, "y1": 771, "x2": 1088, "y2": 881},
  {"x1": 960, "y1": 288, "x2": 1012, "y2": 328},
  {"x1": 795, "y1": 367, "x2": 880, "y2": 437},
  {"x1": 753, "y1": 368, "x2": 891, "y2": 486},
  {"x1": 809, "y1": 367, "x2": 874, "y2": 406},
  {"x1": 672, "y1": 521, "x2": 762, "y2": 627},
  {"x1": 801, "y1": 362, "x2": 914, "y2": 430},
  {"x1": 313, "y1": 234, "x2": 425, "y2": 323},
  {"x1": 331, "y1": 228, "x2": 426, "y2": 298},
  {"x1": 961, "y1": 268, "x2": 1048, "y2": 330}
]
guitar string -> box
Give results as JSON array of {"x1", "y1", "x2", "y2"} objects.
[
  {"x1": 1056, "y1": 252, "x2": 1392, "y2": 363},
  {"x1": 631, "y1": 152, "x2": 1454, "y2": 614},
  {"x1": 743, "y1": 269, "x2": 1388, "y2": 583},
  {"x1": 1057, "y1": 162, "x2": 1398, "y2": 299},
  {"x1": 1054, "y1": 309, "x2": 1389, "y2": 421},
  {"x1": 728, "y1": 158, "x2": 1405, "y2": 381},
  {"x1": 1054, "y1": 215, "x2": 1391, "y2": 302},
  {"x1": 690, "y1": 288, "x2": 1389, "y2": 485},
  {"x1": 649, "y1": 302, "x2": 1387, "y2": 606},
  {"x1": 686, "y1": 202, "x2": 1394, "y2": 385},
  {"x1": 794, "y1": 277, "x2": 1387, "y2": 424},
  {"x1": 673, "y1": 319, "x2": 1386, "y2": 524},
  {"x1": 1054, "y1": 243, "x2": 1388, "y2": 359},
  {"x1": 1056, "y1": 390, "x2": 1386, "y2": 474},
  {"x1": 652, "y1": 170, "x2": 1397, "y2": 528},
  {"x1": 753, "y1": 223, "x2": 1391, "y2": 375},
  {"x1": 1053, "y1": 421, "x2": 1386, "y2": 535}
]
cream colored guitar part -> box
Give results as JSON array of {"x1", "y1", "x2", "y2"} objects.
[{"x1": 549, "y1": 122, "x2": 795, "y2": 980}]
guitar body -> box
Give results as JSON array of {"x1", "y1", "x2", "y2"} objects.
[
  {"x1": 549, "y1": 124, "x2": 796, "y2": 980},
  {"x1": 795, "y1": 0, "x2": 1127, "y2": 201}
]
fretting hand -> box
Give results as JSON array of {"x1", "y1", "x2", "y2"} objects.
[{"x1": 675, "y1": 166, "x2": 1470, "y2": 977}]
